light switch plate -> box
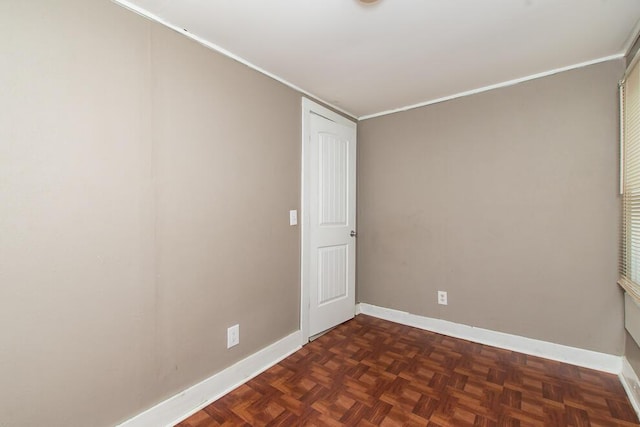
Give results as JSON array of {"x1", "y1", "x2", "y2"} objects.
[{"x1": 289, "y1": 210, "x2": 298, "y2": 226}]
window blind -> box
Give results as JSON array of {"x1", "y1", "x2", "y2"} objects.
[{"x1": 620, "y1": 60, "x2": 640, "y2": 302}]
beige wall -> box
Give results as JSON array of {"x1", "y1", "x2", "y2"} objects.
[
  {"x1": 0, "y1": 1, "x2": 300, "y2": 426},
  {"x1": 626, "y1": 332, "x2": 640, "y2": 375},
  {"x1": 357, "y1": 59, "x2": 625, "y2": 354}
]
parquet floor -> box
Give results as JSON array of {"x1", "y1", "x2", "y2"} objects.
[{"x1": 176, "y1": 315, "x2": 639, "y2": 426}]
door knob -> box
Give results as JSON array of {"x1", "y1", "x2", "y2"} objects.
[{"x1": 350, "y1": 230, "x2": 357, "y2": 237}]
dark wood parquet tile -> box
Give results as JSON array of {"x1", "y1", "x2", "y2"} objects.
[{"x1": 175, "y1": 315, "x2": 639, "y2": 426}]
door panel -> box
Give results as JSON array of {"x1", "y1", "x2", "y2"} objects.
[
  {"x1": 318, "y1": 245, "x2": 348, "y2": 305},
  {"x1": 319, "y1": 133, "x2": 348, "y2": 226},
  {"x1": 308, "y1": 113, "x2": 356, "y2": 336}
]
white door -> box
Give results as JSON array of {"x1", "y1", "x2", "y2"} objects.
[{"x1": 305, "y1": 105, "x2": 357, "y2": 338}]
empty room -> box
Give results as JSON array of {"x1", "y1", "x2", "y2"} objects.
[{"x1": 4, "y1": 0, "x2": 640, "y2": 426}]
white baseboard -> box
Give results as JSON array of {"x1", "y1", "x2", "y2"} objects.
[
  {"x1": 117, "y1": 307, "x2": 640, "y2": 425},
  {"x1": 358, "y1": 303, "x2": 621, "y2": 374},
  {"x1": 620, "y1": 357, "x2": 640, "y2": 419},
  {"x1": 117, "y1": 330, "x2": 302, "y2": 427}
]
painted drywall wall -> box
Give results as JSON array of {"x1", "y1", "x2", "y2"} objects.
[
  {"x1": 357, "y1": 59, "x2": 625, "y2": 354},
  {"x1": 627, "y1": 332, "x2": 640, "y2": 375},
  {"x1": 149, "y1": 23, "x2": 301, "y2": 397},
  {"x1": 0, "y1": 1, "x2": 300, "y2": 426}
]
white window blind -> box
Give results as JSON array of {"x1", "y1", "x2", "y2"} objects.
[{"x1": 620, "y1": 60, "x2": 640, "y2": 301}]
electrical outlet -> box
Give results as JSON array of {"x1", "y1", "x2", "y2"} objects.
[
  {"x1": 227, "y1": 324, "x2": 239, "y2": 348},
  {"x1": 633, "y1": 381, "x2": 640, "y2": 401},
  {"x1": 437, "y1": 291, "x2": 448, "y2": 305}
]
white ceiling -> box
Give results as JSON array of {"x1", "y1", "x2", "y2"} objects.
[{"x1": 117, "y1": 0, "x2": 640, "y2": 119}]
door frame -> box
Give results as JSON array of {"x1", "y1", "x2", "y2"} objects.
[{"x1": 300, "y1": 97, "x2": 357, "y2": 343}]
